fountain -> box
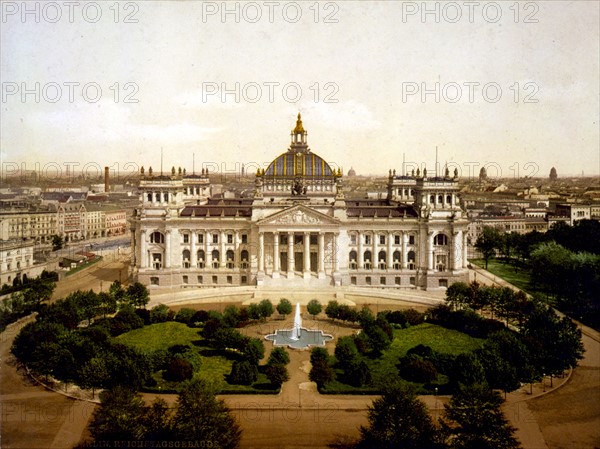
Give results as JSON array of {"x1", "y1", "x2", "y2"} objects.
[
  {"x1": 290, "y1": 302, "x2": 302, "y2": 340},
  {"x1": 265, "y1": 302, "x2": 333, "y2": 350}
]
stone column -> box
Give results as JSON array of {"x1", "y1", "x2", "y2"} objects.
[
  {"x1": 372, "y1": 232, "x2": 377, "y2": 269},
  {"x1": 463, "y1": 231, "x2": 468, "y2": 268},
  {"x1": 220, "y1": 231, "x2": 226, "y2": 268},
  {"x1": 318, "y1": 232, "x2": 325, "y2": 278},
  {"x1": 287, "y1": 232, "x2": 295, "y2": 278},
  {"x1": 258, "y1": 232, "x2": 265, "y2": 273},
  {"x1": 190, "y1": 231, "x2": 196, "y2": 268},
  {"x1": 427, "y1": 231, "x2": 434, "y2": 271},
  {"x1": 358, "y1": 231, "x2": 364, "y2": 269},
  {"x1": 333, "y1": 233, "x2": 340, "y2": 272},
  {"x1": 387, "y1": 232, "x2": 393, "y2": 269},
  {"x1": 451, "y1": 231, "x2": 459, "y2": 271},
  {"x1": 204, "y1": 231, "x2": 210, "y2": 267},
  {"x1": 273, "y1": 232, "x2": 280, "y2": 278},
  {"x1": 235, "y1": 231, "x2": 240, "y2": 268},
  {"x1": 165, "y1": 230, "x2": 171, "y2": 268},
  {"x1": 402, "y1": 231, "x2": 408, "y2": 269},
  {"x1": 303, "y1": 232, "x2": 311, "y2": 279},
  {"x1": 140, "y1": 230, "x2": 147, "y2": 268}
]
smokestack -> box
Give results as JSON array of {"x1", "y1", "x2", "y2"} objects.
[{"x1": 104, "y1": 166, "x2": 109, "y2": 193}]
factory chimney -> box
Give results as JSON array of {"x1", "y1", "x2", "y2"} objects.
[{"x1": 104, "y1": 166, "x2": 110, "y2": 193}]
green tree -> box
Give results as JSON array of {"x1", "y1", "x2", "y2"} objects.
[
  {"x1": 89, "y1": 387, "x2": 147, "y2": 442},
  {"x1": 276, "y1": 298, "x2": 293, "y2": 316},
  {"x1": 164, "y1": 357, "x2": 194, "y2": 382},
  {"x1": 264, "y1": 363, "x2": 289, "y2": 387},
  {"x1": 229, "y1": 360, "x2": 258, "y2": 385},
  {"x1": 51, "y1": 234, "x2": 64, "y2": 251},
  {"x1": 307, "y1": 299, "x2": 322, "y2": 318},
  {"x1": 125, "y1": 282, "x2": 150, "y2": 308},
  {"x1": 79, "y1": 356, "x2": 110, "y2": 398},
  {"x1": 223, "y1": 305, "x2": 240, "y2": 327},
  {"x1": 243, "y1": 338, "x2": 265, "y2": 364},
  {"x1": 475, "y1": 226, "x2": 502, "y2": 269},
  {"x1": 172, "y1": 379, "x2": 241, "y2": 448},
  {"x1": 150, "y1": 304, "x2": 172, "y2": 323},
  {"x1": 325, "y1": 300, "x2": 340, "y2": 320},
  {"x1": 258, "y1": 299, "x2": 274, "y2": 320},
  {"x1": 357, "y1": 385, "x2": 442, "y2": 449},
  {"x1": 309, "y1": 347, "x2": 335, "y2": 387},
  {"x1": 267, "y1": 347, "x2": 290, "y2": 366},
  {"x1": 335, "y1": 336, "x2": 359, "y2": 368},
  {"x1": 442, "y1": 384, "x2": 521, "y2": 449}
]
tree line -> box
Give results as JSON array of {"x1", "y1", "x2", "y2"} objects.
[{"x1": 475, "y1": 219, "x2": 600, "y2": 329}]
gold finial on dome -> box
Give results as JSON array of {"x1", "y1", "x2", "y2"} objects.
[{"x1": 293, "y1": 112, "x2": 304, "y2": 133}]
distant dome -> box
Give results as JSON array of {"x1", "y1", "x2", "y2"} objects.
[
  {"x1": 264, "y1": 151, "x2": 334, "y2": 178},
  {"x1": 348, "y1": 167, "x2": 356, "y2": 177}
]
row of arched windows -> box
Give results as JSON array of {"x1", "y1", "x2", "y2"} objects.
[
  {"x1": 181, "y1": 249, "x2": 249, "y2": 269},
  {"x1": 349, "y1": 250, "x2": 417, "y2": 270}
]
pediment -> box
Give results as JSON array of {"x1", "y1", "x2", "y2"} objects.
[{"x1": 258, "y1": 205, "x2": 339, "y2": 226}]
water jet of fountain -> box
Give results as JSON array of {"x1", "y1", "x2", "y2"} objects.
[{"x1": 290, "y1": 302, "x2": 302, "y2": 340}]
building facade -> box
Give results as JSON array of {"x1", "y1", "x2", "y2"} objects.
[
  {"x1": 131, "y1": 115, "x2": 469, "y2": 290},
  {"x1": 0, "y1": 240, "x2": 41, "y2": 286}
]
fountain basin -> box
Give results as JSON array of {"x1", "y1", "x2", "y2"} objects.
[{"x1": 265, "y1": 328, "x2": 333, "y2": 349}]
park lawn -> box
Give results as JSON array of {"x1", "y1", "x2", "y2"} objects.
[
  {"x1": 115, "y1": 321, "x2": 202, "y2": 352},
  {"x1": 324, "y1": 323, "x2": 484, "y2": 394},
  {"x1": 471, "y1": 258, "x2": 532, "y2": 292},
  {"x1": 116, "y1": 322, "x2": 278, "y2": 393}
]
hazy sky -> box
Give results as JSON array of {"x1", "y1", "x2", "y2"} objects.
[{"x1": 1, "y1": 1, "x2": 599, "y2": 179}]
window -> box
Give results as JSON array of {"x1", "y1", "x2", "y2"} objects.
[
  {"x1": 152, "y1": 253, "x2": 162, "y2": 270},
  {"x1": 394, "y1": 235, "x2": 401, "y2": 245},
  {"x1": 379, "y1": 234, "x2": 386, "y2": 245},
  {"x1": 280, "y1": 235, "x2": 287, "y2": 245},
  {"x1": 446, "y1": 195, "x2": 452, "y2": 204},
  {"x1": 182, "y1": 250, "x2": 191, "y2": 268},
  {"x1": 227, "y1": 234, "x2": 233, "y2": 244},
  {"x1": 436, "y1": 255, "x2": 447, "y2": 271},
  {"x1": 434, "y1": 234, "x2": 448, "y2": 246},
  {"x1": 365, "y1": 235, "x2": 371, "y2": 245},
  {"x1": 150, "y1": 277, "x2": 159, "y2": 285},
  {"x1": 349, "y1": 250, "x2": 357, "y2": 269},
  {"x1": 227, "y1": 276, "x2": 233, "y2": 284},
  {"x1": 226, "y1": 250, "x2": 235, "y2": 268},
  {"x1": 163, "y1": 192, "x2": 168, "y2": 202},
  {"x1": 183, "y1": 233, "x2": 189, "y2": 243},
  {"x1": 310, "y1": 235, "x2": 317, "y2": 245},
  {"x1": 439, "y1": 279, "x2": 448, "y2": 288},
  {"x1": 183, "y1": 275, "x2": 188, "y2": 284},
  {"x1": 150, "y1": 231, "x2": 165, "y2": 244},
  {"x1": 430, "y1": 195, "x2": 435, "y2": 203},
  {"x1": 147, "y1": 193, "x2": 152, "y2": 202},
  {"x1": 197, "y1": 250, "x2": 205, "y2": 268},
  {"x1": 438, "y1": 195, "x2": 443, "y2": 204},
  {"x1": 350, "y1": 234, "x2": 357, "y2": 245},
  {"x1": 212, "y1": 234, "x2": 219, "y2": 244},
  {"x1": 380, "y1": 277, "x2": 386, "y2": 285},
  {"x1": 241, "y1": 250, "x2": 249, "y2": 269},
  {"x1": 395, "y1": 276, "x2": 401, "y2": 285},
  {"x1": 393, "y1": 251, "x2": 401, "y2": 269},
  {"x1": 241, "y1": 234, "x2": 248, "y2": 244},
  {"x1": 241, "y1": 276, "x2": 247, "y2": 284},
  {"x1": 409, "y1": 276, "x2": 416, "y2": 286},
  {"x1": 212, "y1": 275, "x2": 218, "y2": 284},
  {"x1": 198, "y1": 234, "x2": 204, "y2": 244},
  {"x1": 408, "y1": 235, "x2": 415, "y2": 245},
  {"x1": 198, "y1": 275, "x2": 203, "y2": 284},
  {"x1": 364, "y1": 251, "x2": 372, "y2": 269},
  {"x1": 366, "y1": 276, "x2": 372, "y2": 285},
  {"x1": 378, "y1": 251, "x2": 387, "y2": 269},
  {"x1": 351, "y1": 276, "x2": 357, "y2": 285}
]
